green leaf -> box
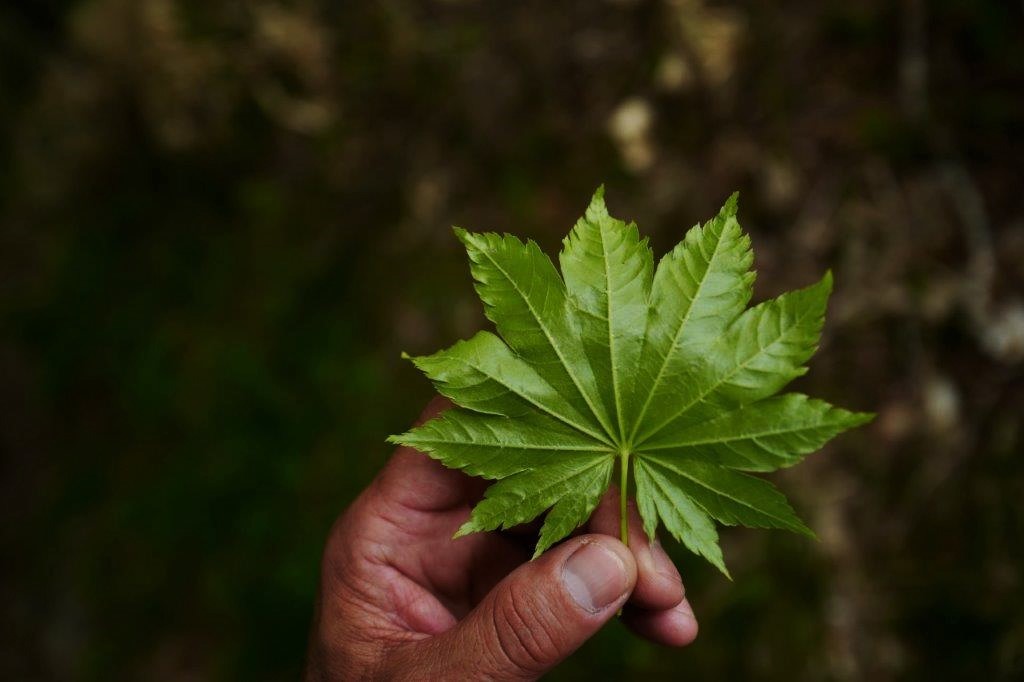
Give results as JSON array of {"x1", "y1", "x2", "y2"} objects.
[
  {"x1": 627, "y1": 193, "x2": 753, "y2": 442},
  {"x1": 560, "y1": 186, "x2": 653, "y2": 437},
  {"x1": 634, "y1": 272, "x2": 834, "y2": 443},
  {"x1": 403, "y1": 331, "x2": 610, "y2": 443},
  {"x1": 454, "y1": 227, "x2": 615, "y2": 437},
  {"x1": 393, "y1": 188, "x2": 872, "y2": 574},
  {"x1": 635, "y1": 457, "x2": 729, "y2": 576},
  {"x1": 389, "y1": 409, "x2": 611, "y2": 480},
  {"x1": 637, "y1": 454, "x2": 814, "y2": 537},
  {"x1": 639, "y1": 393, "x2": 874, "y2": 471},
  {"x1": 454, "y1": 455, "x2": 615, "y2": 557}
]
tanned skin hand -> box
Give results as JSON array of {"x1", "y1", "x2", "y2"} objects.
[{"x1": 305, "y1": 398, "x2": 697, "y2": 681}]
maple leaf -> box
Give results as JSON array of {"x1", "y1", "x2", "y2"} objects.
[{"x1": 389, "y1": 187, "x2": 873, "y2": 575}]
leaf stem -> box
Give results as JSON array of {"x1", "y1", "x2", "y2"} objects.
[{"x1": 619, "y1": 450, "x2": 630, "y2": 548}]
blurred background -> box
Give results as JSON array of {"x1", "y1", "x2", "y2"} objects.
[{"x1": 1, "y1": 0, "x2": 1022, "y2": 679}]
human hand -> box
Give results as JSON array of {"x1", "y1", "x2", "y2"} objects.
[{"x1": 305, "y1": 399, "x2": 698, "y2": 681}]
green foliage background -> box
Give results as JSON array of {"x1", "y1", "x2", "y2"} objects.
[{"x1": 1, "y1": 1, "x2": 1022, "y2": 679}]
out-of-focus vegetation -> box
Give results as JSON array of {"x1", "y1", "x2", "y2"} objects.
[{"x1": 1, "y1": 1, "x2": 1022, "y2": 679}]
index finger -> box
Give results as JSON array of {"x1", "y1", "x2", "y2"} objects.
[{"x1": 587, "y1": 488, "x2": 685, "y2": 611}]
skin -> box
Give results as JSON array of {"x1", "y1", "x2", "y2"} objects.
[{"x1": 306, "y1": 398, "x2": 697, "y2": 680}]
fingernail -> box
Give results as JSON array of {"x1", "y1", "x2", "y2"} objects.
[{"x1": 562, "y1": 541, "x2": 629, "y2": 612}]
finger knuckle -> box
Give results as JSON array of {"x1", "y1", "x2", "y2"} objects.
[{"x1": 489, "y1": 582, "x2": 562, "y2": 675}]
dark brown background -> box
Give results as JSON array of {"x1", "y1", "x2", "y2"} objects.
[{"x1": 1, "y1": 1, "x2": 1022, "y2": 679}]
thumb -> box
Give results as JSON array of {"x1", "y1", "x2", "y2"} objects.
[{"x1": 405, "y1": 535, "x2": 637, "y2": 680}]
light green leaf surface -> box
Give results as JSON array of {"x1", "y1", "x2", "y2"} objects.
[
  {"x1": 454, "y1": 455, "x2": 615, "y2": 557},
  {"x1": 404, "y1": 330, "x2": 609, "y2": 443},
  {"x1": 639, "y1": 393, "x2": 874, "y2": 471},
  {"x1": 455, "y1": 228, "x2": 615, "y2": 436},
  {"x1": 560, "y1": 186, "x2": 653, "y2": 436},
  {"x1": 628, "y1": 193, "x2": 753, "y2": 442},
  {"x1": 635, "y1": 457, "x2": 728, "y2": 576},
  {"x1": 392, "y1": 188, "x2": 872, "y2": 574},
  {"x1": 389, "y1": 409, "x2": 611, "y2": 480},
  {"x1": 634, "y1": 272, "x2": 834, "y2": 443},
  {"x1": 637, "y1": 454, "x2": 813, "y2": 537}
]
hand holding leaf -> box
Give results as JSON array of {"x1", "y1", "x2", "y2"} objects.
[{"x1": 391, "y1": 188, "x2": 872, "y2": 575}]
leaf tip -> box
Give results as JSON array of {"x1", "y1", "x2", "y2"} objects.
[
  {"x1": 452, "y1": 225, "x2": 473, "y2": 246},
  {"x1": 722, "y1": 190, "x2": 740, "y2": 216},
  {"x1": 795, "y1": 522, "x2": 818, "y2": 540},
  {"x1": 820, "y1": 268, "x2": 834, "y2": 292},
  {"x1": 586, "y1": 184, "x2": 609, "y2": 219},
  {"x1": 852, "y1": 410, "x2": 877, "y2": 427},
  {"x1": 452, "y1": 522, "x2": 476, "y2": 540},
  {"x1": 708, "y1": 552, "x2": 732, "y2": 579}
]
